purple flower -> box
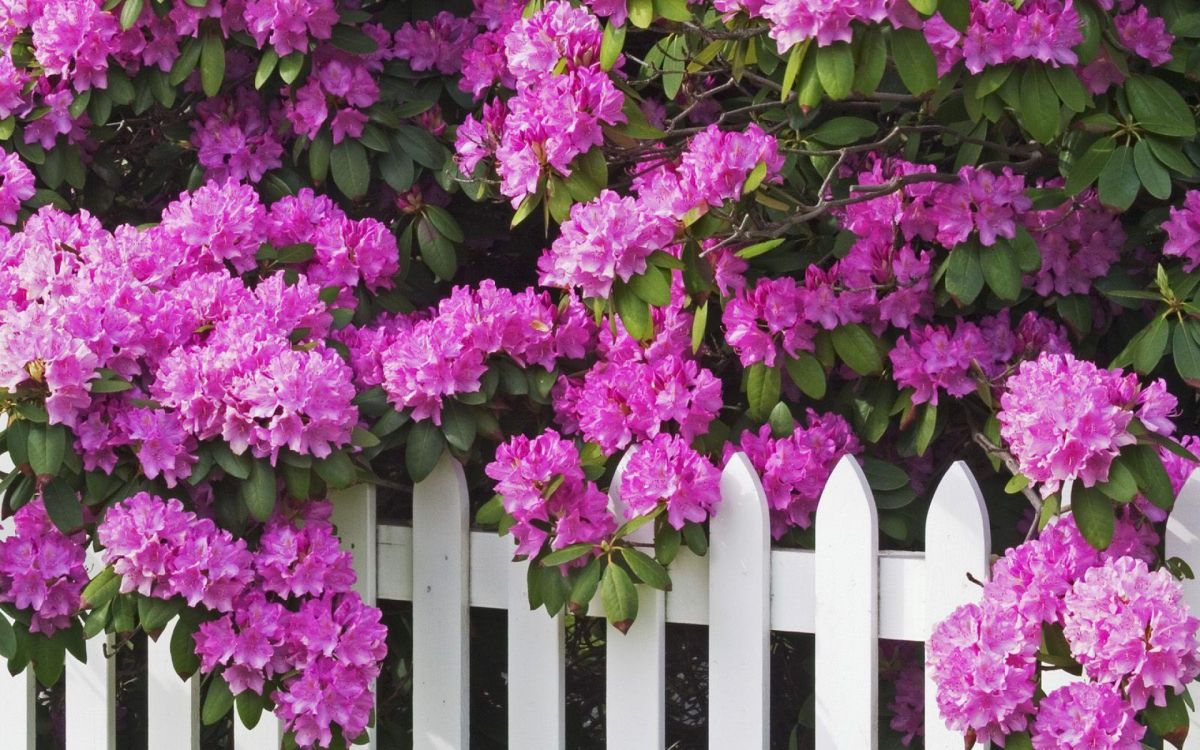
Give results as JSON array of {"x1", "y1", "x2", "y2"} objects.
[
  {"x1": 1031, "y1": 682, "x2": 1144, "y2": 750},
  {"x1": 0, "y1": 148, "x2": 35, "y2": 225},
  {"x1": 0, "y1": 498, "x2": 87, "y2": 635},
  {"x1": 620, "y1": 434, "x2": 721, "y2": 529}
]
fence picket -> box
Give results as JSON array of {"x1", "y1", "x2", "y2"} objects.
[
  {"x1": 331, "y1": 482, "x2": 379, "y2": 749},
  {"x1": 65, "y1": 634, "x2": 116, "y2": 749},
  {"x1": 815, "y1": 455, "x2": 878, "y2": 750},
  {"x1": 0, "y1": 515, "x2": 35, "y2": 750},
  {"x1": 508, "y1": 553, "x2": 566, "y2": 749},
  {"x1": 411, "y1": 453, "x2": 470, "y2": 750},
  {"x1": 708, "y1": 451, "x2": 771, "y2": 748},
  {"x1": 923, "y1": 461, "x2": 990, "y2": 750},
  {"x1": 234, "y1": 709, "x2": 284, "y2": 749},
  {"x1": 606, "y1": 451, "x2": 666, "y2": 749},
  {"x1": 1166, "y1": 468, "x2": 1200, "y2": 750},
  {"x1": 147, "y1": 619, "x2": 200, "y2": 750}
]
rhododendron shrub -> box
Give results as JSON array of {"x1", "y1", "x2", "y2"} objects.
[{"x1": 2, "y1": 0, "x2": 1200, "y2": 745}]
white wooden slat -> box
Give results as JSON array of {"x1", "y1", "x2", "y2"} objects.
[
  {"x1": 331, "y1": 482, "x2": 379, "y2": 749},
  {"x1": 923, "y1": 461, "x2": 990, "y2": 750},
  {"x1": 66, "y1": 633, "x2": 116, "y2": 749},
  {"x1": 606, "y1": 451, "x2": 665, "y2": 750},
  {"x1": 67, "y1": 549, "x2": 116, "y2": 750},
  {"x1": 507, "y1": 553, "x2": 566, "y2": 749},
  {"x1": 411, "y1": 453, "x2": 470, "y2": 750},
  {"x1": 815, "y1": 455, "x2": 878, "y2": 750},
  {"x1": 147, "y1": 619, "x2": 200, "y2": 750},
  {"x1": 378, "y1": 526, "x2": 932, "y2": 639},
  {"x1": 234, "y1": 709, "x2": 284, "y2": 749},
  {"x1": 0, "y1": 514, "x2": 35, "y2": 750},
  {"x1": 1166, "y1": 468, "x2": 1200, "y2": 750},
  {"x1": 708, "y1": 452, "x2": 771, "y2": 749}
]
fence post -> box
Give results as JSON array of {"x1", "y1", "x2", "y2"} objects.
[
  {"x1": 923, "y1": 461, "x2": 991, "y2": 750},
  {"x1": 606, "y1": 450, "x2": 666, "y2": 750},
  {"x1": 815, "y1": 455, "x2": 878, "y2": 750},
  {"x1": 0, "y1": 514, "x2": 35, "y2": 750},
  {"x1": 708, "y1": 451, "x2": 771, "y2": 749},
  {"x1": 508, "y1": 552, "x2": 566, "y2": 749},
  {"x1": 66, "y1": 549, "x2": 116, "y2": 750},
  {"x1": 1166, "y1": 468, "x2": 1200, "y2": 750},
  {"x1": 331, "y1": 481, "x2": 379, "y2": 748},
  {"x1": 411, "y1": 453, "x2": 470, "y2": 750},
  {"x1": 147, "y1": 619, "x2": 200, "y2": 750}
]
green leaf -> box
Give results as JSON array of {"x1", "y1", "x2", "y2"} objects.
[
  {"x1": 1010, "y1": 226, "x2": 1042, "y2": 272},
  {"x1": 314, "y1": 451, "x2": 356, "y2": 490},
  {"x1": 1071, "y1": 484, "x2": 1115, "y2": 550},
  {"x1": 629, "y1": 267, "x2": 672, "y2": 307},
  {"x1": 440, "y1": 401, "x2": 476, "y2": 453},
  {"x1": 600, "y1": 20, "x2": 626, "y2": 71},
  {"x1": 682, "y1": 522, "x2": 707, "y2": 556},
  {"x1": 394, "y1": 125, "x2": 445, "y2": 170},
  {"x1": 1127, "y1": 75, "x2": 1197, "y2": 137},
  {"x1": 0, "y1": 614, "x2": 16, "y2": 659},
  {"x1": 405, "y1": 421, "x2": 446, "y2": 483},
  {"x1": 137, "y1": 596, "x2": 182, "y2": 633},
  {"x1": 212, "y1": 442, "x2": 251, "y2": 480},
  {"x1": 613, "y1": 281, "x2": 653, "y2": 341},
  {"x1": 119, "y1": 0, "x2": 143, "y2": 29},
  {"x1": 1064, "y1": 137, "x2": 1115, "y2": 195},
  {"x1": 831, "y1": 323, "x2": 884, "y2": 375},
  {"x1": 1142, "y1": 689, "x2": 1190, "y2": 744},
  {"x1": 308, "y1": 131, "x2": 331, "y2": 183},
  {"x1": 980, "y1": 243, "x2": 1022, "y2": 301},
  {"x1": 914, "y1": 403, "x2": 938, "y2": 456},
  {"x1": 861, "y1": 458, "x2": 910, "y2": 492},
  {"x1": 784, "y1": 353, "x2": 826, "y2": 399},
  {"x1": 945, "y1": 244, "x2": 984, "y2": 305},
  {"x1": 42, "y1": 478, "x2": 83, "y2": 534},
  {"x1": 329, "y1": 25, "x2": 378, "y2": 55},
  {"x1": 746, "y1": 363, "x2": 782, "y2": 422},
  {"x1": 736, "y1": 238, "x2": 785, "y2": 260},
  {"x1": 1174, "y1": 320, "x2": 1200, "y2": 386},
  {"x1": 199, "y1": 31, "x2": 225, "y2": 98},
  {"x1": 170, "y1": 614, "x2": 201, "y2": 678},
  {"x1": 808, "y1": 117, "x2": 877, "y2": 146},
  {"x1": 1097, "y1": 145, "x2": 1139, "y2": 211},
  {"x1": 423, "y1": 205, "x2": 464, "y2": 243},
  {"x1": 278, "y1": 52, "x2": 304, "y2": 85},
  {"x1": 81, "y1": 566, "x2": 121, "y2": 610},
  {"x1": 889, "y1": 28, "x2": 937, "y2": 95},
  {"x1": 1133, "y1": 139, "x2": 1172, "y2": 200},
  {"x1": 1018, "y1": 66, "x2": 1059, "y2": 143},
  {"x1": 690, "y1": 300, "x2": 708, "y2": 354},
  {"x1": 569, "y1": 557, "x2": 604, "y2": 610},
  {"x1": 781, "y1": 42, "x2": 806, "y2": 100},
  {"x1": 202, "y1": 676, "x2": 235, "y2": 725},
  {"x1": 1127, "y1": 443, "x2": 1176, "y2": 509},
  {"x1": 254, "y1": 48, "x2": 278, "y2": 89},
  {"x1": 31, "y1": 636, "x2": 65, "y2": 687},
  {"x1": 619, "y1": 547, "x2": 672, "y2": 591},
  {"x1": 28, "y1": 423, "x2": 66, "y2": 476},
  {"x1": 1044, "y1": 65, "x2": 1087, "y2": 112},
  {"x1": 242, "y1": 459, "x2": 276, "y2": 522},
  {"x1": 540, "y1": 544, "x2": 595, "y2": 567},
  {"x1": 628, "y1": 0, "x2": 653, "y2": 28},
  {"x1": 769, "y1": 401, "x2": 796, "y2": 438},
  {"x1": 815, "y1": 42, "x2": 855, "y2": 100},
  {"x1": 1003, "y1": 731, "x2": 1034, "y2": 750},
  {"x1": 908, "y1": 0, "x2": 936, "y2": 12},
  {"x1": 655, "y1": 526, "x2": 681, "y2": 566},
  {"x1": 417, "y1": 217, "x2": 457, "y2": 280},
  {"x1": 1134, "y1": 316, "x2": 1170, "y2": 373},
  {"x1": 330, "y1": 139, "x2": 370, "y2": 199},
  {"x1": 653, "y1": 0, "x2": 691, "y2": 21},
  {"x1": 236, "y1": 691, "x2": 264, "y2": 731},
  {"x1": 600, "y1": 563, "x2": 639, "y2": 633}
]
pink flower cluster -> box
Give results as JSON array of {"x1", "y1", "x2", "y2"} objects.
[
  {"x1": 0, "y1": 147, "x2": 35, "y2": 225},
  {"x1": 455, "y1": 2, "x2": 624, "y2": 206},
  {"x1": 713, "y1": 0, "x2": 893, "y2": 49},
  {"x1": 552, "y1": 290, "x2": 721, "y2": 454},
  {"x1": 1023, "y1": 184, "x2": 1124, "y2": 296},
  {"x1": 1163, "y1": 189, "x2": 1200, "y2": 272},
  {"x1": 366, "y1": 281, "x2": 591, "y2": 424},
  {"x1": 394, "y1": 11, "x2": 476, "y2": 75},
  {"x1": 619, "y1": 433, "x2": 722, "y2": 529},
  {"x1": 98, "y1": 492, "x2": 253, "y2": 612},
  {"x1": 0, "y1": 498, "x2": 88, "y2": 635},
  {"x1": 998, "y1": 353, "x2": 1177, "y2": 495},
  {"x1": 192, "y1": 89, "x2": 285, "y2": 183},
  {"x1": 890, "y1": 311, "x2": 1069, "y2": 406},
  {"x1": 99, "y1": 492, "x2": 386, "y2": 749},
  {"x1": 929, "y1": 513, "x2": 1187, "y2": 748},
  {"x1": 486, "y1": 431, "x2": 616, "y2": 558},
  {"x1": 727, "y1": 411, "x2": 862, "y2": 538},
  {"x1": 284, "y1": 43, "x2": 388, "y2": 145},
  {"x1": 924, "y1": 0, "x2": 1083, "y2": 75},
  {"x1": 0, "y1": 180, "x2": 395, "y2": 482}
]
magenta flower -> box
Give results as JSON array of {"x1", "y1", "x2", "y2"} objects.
[
  {"x1": 620, "y1": 434, "x2": 722, "y2": 529},
  {"x1": 0, "y1": 148, "x2": 35, "y2": 225},
  {"x1": 1031, "y1": 682, "x2": 1144, "y2": 750},
  {"x1": 0, "y1": 498, "x2": 88, "y2": 635}
]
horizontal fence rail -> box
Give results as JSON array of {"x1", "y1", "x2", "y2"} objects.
[{"x1": 3, "y1": 454, "x2": 1199, "y2": 750}]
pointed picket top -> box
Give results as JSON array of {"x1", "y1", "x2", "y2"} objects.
[
  {"x1": 814, "y1": 454, "x2": 878, "y2": 750},
  {"x1": 412, "y1": 452, "x2": 470, "y2": 750},
  {"x1": 708, "y1": 451, "x2": 771, "y2": 749},
  {"x1": 924, "y1": 461, "x2": 991, "y2": 750},
  {"x1": 605, "y1": 447, "x2": 666, "y2": 749}
]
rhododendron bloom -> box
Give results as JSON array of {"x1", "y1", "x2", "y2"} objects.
[
  {"x1": 620, "y1": 434, "x2": 721, "y2": 528},
  {"x1": 0, "y1": 499, "x2": 88, "y2": 635},
  {"x1": 1031, "y1": 682, "x2": 1144, "y2": 750}
]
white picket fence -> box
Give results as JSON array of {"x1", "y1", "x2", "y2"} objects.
[{"x1": 2, "y1": 451, "x2": 1200, "y2": 750}]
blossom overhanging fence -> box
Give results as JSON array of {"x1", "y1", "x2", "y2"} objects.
[{"x1": 3, "y1": 453, "x2": 1200, "y2": 750}]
